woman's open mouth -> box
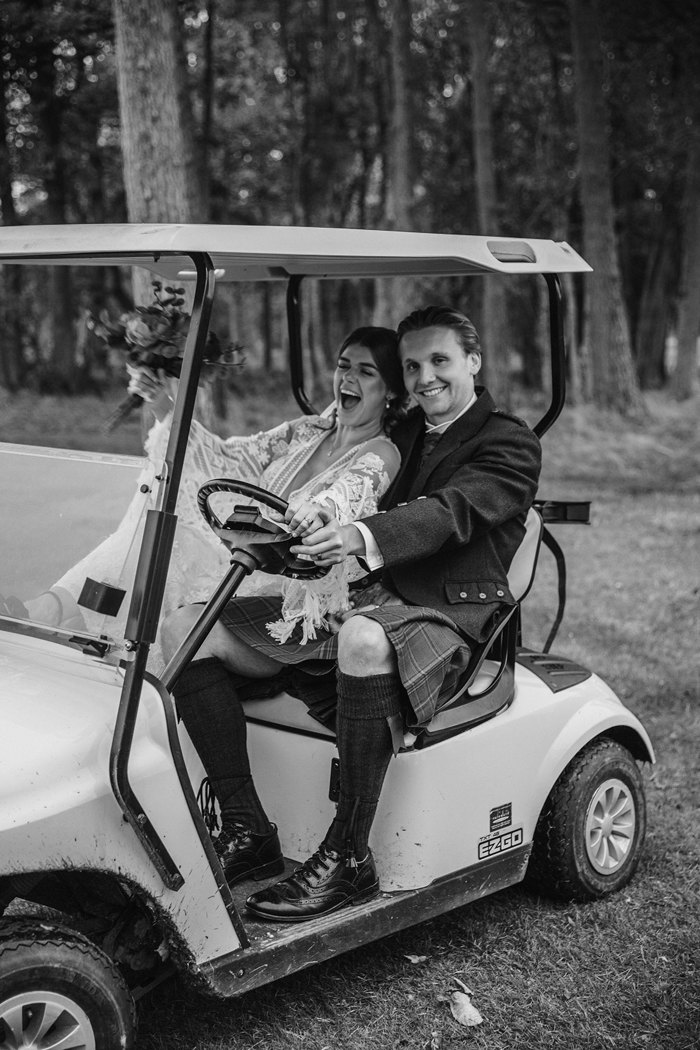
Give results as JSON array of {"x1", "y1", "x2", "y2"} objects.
[{"x1": 339, "y1": 390, "x2": 361, "y2": 410}]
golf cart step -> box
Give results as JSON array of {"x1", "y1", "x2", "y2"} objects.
[{"x1": 207, "y1": 843, "x2": 531, "y2": 997}]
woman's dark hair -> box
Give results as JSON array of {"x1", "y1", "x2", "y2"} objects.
[
  {"x1": 397, "y1": 306, "x2": 481, "y2": 356},
  {"x1": 337, "y1": 325, "x2": 407, "y2": 432}
]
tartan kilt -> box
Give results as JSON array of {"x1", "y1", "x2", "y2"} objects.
[{"x1": 220, "y1": 592, "x2": 472, "y2": 729}]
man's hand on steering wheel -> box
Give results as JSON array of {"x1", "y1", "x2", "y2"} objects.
[{"x1": 290, "y1": 519, "x2": 365, "y2": 566}]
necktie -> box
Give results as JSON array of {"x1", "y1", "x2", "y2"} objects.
[{"x1": 419, "y1": 429, "x2": 443, "y2": 467}]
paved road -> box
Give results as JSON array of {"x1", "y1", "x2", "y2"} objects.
[{"x1": 1, "y1": 445, "x2": 144, "y2": 597}]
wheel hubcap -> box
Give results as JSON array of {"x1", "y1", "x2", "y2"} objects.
[
  {"x1": 0, "y1": 990, "x2": 95, "y2": 1050},
  {"x1": 585, "y1": 777, "x2": 636, "y2": 875}
]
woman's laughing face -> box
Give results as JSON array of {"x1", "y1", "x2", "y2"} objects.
[{"x1": 333, "y1": 343, "x2": 390, "y2": 429}]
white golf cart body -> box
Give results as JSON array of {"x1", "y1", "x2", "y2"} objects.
[{"x1": 0, "y1": 226, "x2": 653, "y2": 1023}]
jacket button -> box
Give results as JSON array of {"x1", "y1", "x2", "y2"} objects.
[
  {"x1": 479, "y1": 592, "x2": 487, "y2": 599},
  {"x1": 459, "y1": 591, "x2": 468, "y2": 598},
  {"x1": 496, "y1": 589, "x2": 504, "y2": 597}
]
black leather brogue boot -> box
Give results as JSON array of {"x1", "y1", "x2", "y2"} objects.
[
  {"x1": 245, "y1": 842, "x2": 379, "y2": 922},
  {"x1": 214, "y1": 820, "x2": 285, "y2": 885}
]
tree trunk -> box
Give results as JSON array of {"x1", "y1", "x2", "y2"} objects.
[
  {"x1": 29, "y1": 28, "x2": 76, "y2": 391},
  {"x1": 0, "y1": 68, "x2": 24, "y2": 392},
  {"x1": 636, "y1": 223, "x2": 674, "y2": 390},
  {"x1": 113, "y1": 0, "x2": 204, "y2": 306},
  {"x1": 569, "y1": 0, "x2": 645, "y2": 416},
  {"x1": 466, "y1": 0, "x2": 509, "y2": 405},
  {"x1": 375, "y1": 0, "x2": 414, "y2": 328},
  {"x1": 113, "y1": 0, "x2": 211, "y2": 432},
  {"x1": 672, "y1": 127, "x2": 700, "y2": 399},
  {"x1": 199, "y1": 0, "x2": 216, "y2": 218}
]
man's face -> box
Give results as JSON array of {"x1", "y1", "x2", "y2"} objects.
[{"x1": 399, "y1": 326, "x2": 480, "y2": 425}]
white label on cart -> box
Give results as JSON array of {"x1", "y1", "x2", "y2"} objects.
[{"x1": 478, "y1": 827, "x2": 523, "y2": 860}]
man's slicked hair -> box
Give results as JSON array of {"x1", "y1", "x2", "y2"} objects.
[{"x1": 397, "y1": 306, "x2": 481, "y2": 356}]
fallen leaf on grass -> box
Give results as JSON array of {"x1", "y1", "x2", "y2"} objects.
[
  {"x1": 448, "y1": 991, "x2": 483, "y2": 1027},
  {"x1": 438, "y1": 976, "x2": 484, "y2": 1028},
  {"x1": 404, "y1": 953, "x2": 428, "y2": 964}
]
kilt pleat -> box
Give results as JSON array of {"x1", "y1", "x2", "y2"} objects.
[{"x1": 221, "y1": 592, "x2": 472, "y2": 727}]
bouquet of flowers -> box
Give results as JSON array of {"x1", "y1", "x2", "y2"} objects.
[{"x1": 94, "y1": 282, "x2": 245, "y2": 430}]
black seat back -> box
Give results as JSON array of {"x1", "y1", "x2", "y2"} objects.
[{"x1": 414, "y1": 507, "x2": 543, "y2": 747}]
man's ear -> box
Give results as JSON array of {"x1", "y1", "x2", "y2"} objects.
[{"x1": 469, "y1": 352, "x2": 481, "y2": 375}]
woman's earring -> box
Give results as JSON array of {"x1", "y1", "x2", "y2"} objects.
[{"x1": 385, "y1": 398, "x2": 391, "y2": 409}]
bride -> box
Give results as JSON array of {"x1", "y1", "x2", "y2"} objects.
[{"x1": 16, "y1": 326, "x2": 404, "y2": 669}]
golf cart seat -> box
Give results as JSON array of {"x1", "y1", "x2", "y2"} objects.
[
  {"x1": 242, "y1": 506, "x2": 544, "y2": 746},
  {"x1": 410, "y1": 504, "x2": 543, "y2": 747}
]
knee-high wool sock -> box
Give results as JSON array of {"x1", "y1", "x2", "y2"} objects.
[
  {"x1": 325, "y1": 671, "x2": 403, "y2": 859},
  {"x1": 171, "y1": 656, "x2": 270, "y2": 834}
]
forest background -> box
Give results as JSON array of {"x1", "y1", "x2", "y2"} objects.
[{"x1": 1, "y1": 0, "x2": 700, "y2": 420}]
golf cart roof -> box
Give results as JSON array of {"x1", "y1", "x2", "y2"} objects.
[{"x1": 0, "y1": 223, "x2": 591, "y2": 281}]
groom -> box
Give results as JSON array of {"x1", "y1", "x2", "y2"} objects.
[{"x1": 164, "y1": 305, "x2": 541, "y2": 922}]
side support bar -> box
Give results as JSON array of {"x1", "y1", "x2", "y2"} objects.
[
  {"x1": 110, "y1": 252, "x2": 217, "y2": 889},
  {"x1": 286, "y1": 274, "x2": 316, "y2": 415},
  {"x1": 533, "y1": 273, "x2": 566, "y2": 439}
]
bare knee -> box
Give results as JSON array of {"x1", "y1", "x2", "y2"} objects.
[
  {"x1": 338, "y1": 615, "x2": 394, "y2": 675},
  {"x1": 161, "y1": 604, "x2": 231, "y2": 664},
  {"x1": 160, "y1": 603, "x2": 282, "y2": 678},
  {"x1": 160, "y1": 605, "x2": 206, "y2": 663}
]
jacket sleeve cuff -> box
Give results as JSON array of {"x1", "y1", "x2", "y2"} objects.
[{"x1": 354, "y1": 521, "x2": 384, "y2": 570}]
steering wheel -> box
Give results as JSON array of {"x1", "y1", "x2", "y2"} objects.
[{"x1": 197, "y1": 478, "x2": 330, "y2": 580}]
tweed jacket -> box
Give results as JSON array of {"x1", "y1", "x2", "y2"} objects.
[{"x1": 361, "y1": 387, "x2": 542, "y2": 644}]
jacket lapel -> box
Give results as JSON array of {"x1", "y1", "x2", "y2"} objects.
[{"x1": 405, "y1": 388, "x2": 495, "y2": 501}]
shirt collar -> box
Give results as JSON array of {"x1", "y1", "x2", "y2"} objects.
[{"x1": 425, "y1": 391, "x2": 478, "y2": 434}]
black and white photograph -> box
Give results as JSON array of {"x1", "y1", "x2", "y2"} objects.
[{"x1": 0, "y1": 2, "x2": 698, "y2": 1048}]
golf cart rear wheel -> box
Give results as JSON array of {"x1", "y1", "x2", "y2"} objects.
[
  {"x1": 0, "y1": 921, "x2": 135, "y2": 1050},
  {"x1": 528, "y1": 737, "x2": 646, "y2": 901}
]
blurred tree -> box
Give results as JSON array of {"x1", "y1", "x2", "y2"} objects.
[
  {"x1": 0, "y1": 29, "x2": 24, "y2": 392},
  {"x1": 113, "y1": 0, "x2": 216, "y2": 426},
  {"x1": 672, "y1": 125, "x2": 700, "y2": 399},
  {"x1": 0, "y1": 0, "x2": 696, "y2": 406},
  {"x1": 569, "y1": 0, "x2": 645, "y2": 414},
  {"x1": 112, "y1": 0, "x2": 204, "y2": 232},
  {"x1": 1, "y1": 0, "x2": 118, "y2": 392},
  {"x1": 374, "y1": 0, "x2": 415, "y2": 327},
  {"x1": 464, "y1": 0, "x2": 508, "y2": 403}
]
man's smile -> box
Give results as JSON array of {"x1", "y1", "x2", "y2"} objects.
[{"x1": 417, "y1": 385, "x2": 448, "y2": 399}]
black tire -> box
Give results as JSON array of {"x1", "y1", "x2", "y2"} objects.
[
  {"x1": 527, "y1": 737, "x2": 647, "y2": 902},
  {"x1": 0, "y1": 919, "x2": 136, "y2": 1050}
]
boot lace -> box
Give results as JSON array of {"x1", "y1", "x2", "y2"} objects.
[
  {"x1": 196, "y1": 777, "x2": 219, "y2": 832},
  {"x1": 293, "y1": 845, "x2": 335, "y2": 888}
]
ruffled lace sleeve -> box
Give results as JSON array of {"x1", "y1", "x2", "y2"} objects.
[
  {"x1": 183, "y1": 418, "x2": 295, "y2": 487},
  {"x1": 266, "y1": 437, "x2": 400, "y2": 644},
  {"x1": 306, "y1": 443, "x2": 399, "y2": 525}
]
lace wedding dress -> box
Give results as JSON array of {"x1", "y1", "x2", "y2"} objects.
[{"x1": 55, "y1": 412, "x2": 398, "y2": 670}]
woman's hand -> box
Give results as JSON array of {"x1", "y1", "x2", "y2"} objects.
[
  {"x1": 285, "y1": 499, "x2": 333, "y2": 538},
  {"x1": 126, "y1": 365, "x2": 174, "y2": 422}
]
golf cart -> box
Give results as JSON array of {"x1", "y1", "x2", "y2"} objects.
[{"x1": 0, "y1": 225, "x2": 653, "y2": 1049}]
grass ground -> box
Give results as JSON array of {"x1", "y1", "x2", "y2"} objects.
[{"x1": 1, "y1": 382, "x2": 698, "y2": 1049}]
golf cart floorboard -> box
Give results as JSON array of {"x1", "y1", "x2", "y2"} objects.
[{"x1": 204, "y1": 845, "x2": 531, "y2": 997}]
